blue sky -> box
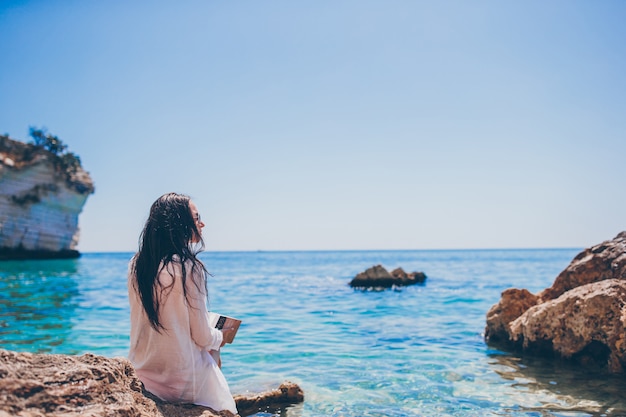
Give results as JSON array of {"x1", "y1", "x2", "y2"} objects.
[{"x1": 1, "y1": 1, "x2": 625, "y2": 252}]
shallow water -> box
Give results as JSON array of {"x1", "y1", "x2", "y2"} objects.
[{"x1": 1, "y1": 249, "x2": 625, "y2": 416}]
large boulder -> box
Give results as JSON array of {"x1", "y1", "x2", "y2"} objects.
[
  {"x1": 509, "y1": 279, "x2": 626, "y2": 372},
  {"x1": 485, "y1": 232, "x2": 626, "y2": 372},
  {"x1": 349, "y1": 265, "x2": 426, "y2": 289},
  {"x1": 0, "y1": 349, "x2": 303, "y2": 417}
]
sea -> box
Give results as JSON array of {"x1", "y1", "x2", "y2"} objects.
[{"x1": 2, "y1": 249, "x2": 626, "y2": 417}]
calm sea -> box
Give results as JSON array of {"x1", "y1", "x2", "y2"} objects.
[{"x1": 1, "y1": 249, "x2": 625, "y2": 416}]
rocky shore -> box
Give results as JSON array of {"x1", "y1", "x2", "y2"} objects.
[
  {"x1": 485, "y1": 231, "x2": 626, "y2": 372},
  {"x1": 0, "y1": 349, "x2": 303, "y2": 417}
]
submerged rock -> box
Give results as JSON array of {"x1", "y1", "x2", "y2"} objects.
[
  {"x1": 350, "y1": 264, "x2": 427, "y2": 288},
  {"x1": 0, "y1": 349, "x2": 304, "y2": 417},
  {"x1": 485, "y1": 231, "x2": 626, "y2": 372},
  {"x1": 0, "y1": 134, "x2": 94, "y2": 260}
]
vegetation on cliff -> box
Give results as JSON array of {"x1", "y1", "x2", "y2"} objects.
[
  {"x1": 0, "y1": 127, "x2": 94, "y2": 195},
  {"x1": 0, "y1": 127, "x2": 95, "y2": 259}
]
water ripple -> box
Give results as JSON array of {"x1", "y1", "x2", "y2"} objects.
[{"x1": 3, "y1": 249, "x2": 626, "y2": 416}]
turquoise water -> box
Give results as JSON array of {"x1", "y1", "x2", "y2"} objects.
[{"x1": 2, "y1": 249, "x2": 626, "y2": 416}]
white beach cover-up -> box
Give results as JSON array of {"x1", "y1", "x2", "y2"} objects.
[{"x1": 128, "y1": 258, "x2": 237, "y2": 414}]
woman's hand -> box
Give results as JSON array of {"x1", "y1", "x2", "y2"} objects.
[{"x1": 220, "y1": 327, "x2": 237, "y2": 347}]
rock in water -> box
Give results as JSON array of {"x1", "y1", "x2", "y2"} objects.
[
  {"x1": 233, "y1": 382, "x2": 304, "y2": 416},
  {"x1": 0, "y1": 349, "x2": 304, "y2": 417},
  {"x1": 0, "y1": 134, "x2": 94, "y2": 260},
  {"x1": 350, "y1": 264, "x2": 427, "y2": 288},
  {"x1": 391, "y1": 267, "x2": 427, "y2": 285},
  {"x1": 485, "y1": 231, "x2": 626, "y2": 372}
]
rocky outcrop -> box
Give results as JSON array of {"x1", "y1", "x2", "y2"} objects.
[
  {"x1": 0, "y1": 135, "x2": 94, "y2": 259},
  {"x1": 349, "y1": 265, "x2": 427, "y2": 288},
  {"x1": 0, "y1": 349, "x2": 304, "y2": 417},
  {"x1": 538, "y1": 232, "x2": 626, "y2": 302},
  {"x1": 485, "y1": 232, "x2": 626, "y2": 372}
]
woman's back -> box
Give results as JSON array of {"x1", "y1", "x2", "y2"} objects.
[{"x1": 128, "y1": 257, "x2": 236, "y2": 413}]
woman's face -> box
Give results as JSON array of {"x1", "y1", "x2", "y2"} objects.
[{"x1": 188, "y1": 200, "x2": 205, "y2": 243}]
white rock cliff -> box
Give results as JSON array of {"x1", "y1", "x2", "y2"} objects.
[{"x1": 0, "y1": 134, "x2": 94, "y2": 259}]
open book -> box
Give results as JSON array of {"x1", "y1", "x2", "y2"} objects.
[{"x1": 207, "y1": 311, "x2": 242, "y2": 344}]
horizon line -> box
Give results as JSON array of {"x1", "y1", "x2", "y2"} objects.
[{"x1": 79, "y1": 246, "x2": 584, "y2": 255}]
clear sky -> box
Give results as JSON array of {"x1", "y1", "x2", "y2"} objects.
[{"x1": 1, "y1": 1, "x2": 625, "y2": 252}]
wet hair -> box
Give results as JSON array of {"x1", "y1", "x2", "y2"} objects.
[{"x1": 132, "y1": 192, "x2": 207, "y2": 332}]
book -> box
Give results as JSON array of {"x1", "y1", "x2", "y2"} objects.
[{"x1": 207, "y1": 311, "x2": 241, "y2": 344}]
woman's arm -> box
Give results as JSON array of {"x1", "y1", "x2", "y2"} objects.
[{"x1": 185, "y1": 267, "x2": 223, "y2": 351}]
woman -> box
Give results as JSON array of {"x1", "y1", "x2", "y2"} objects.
[{"x1": 128, "y1": 192, "x2": 237, "y2": 414}]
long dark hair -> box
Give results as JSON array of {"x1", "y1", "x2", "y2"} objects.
[{"x1": 132, "y1": 192, "x2": 207, "y2": 332}]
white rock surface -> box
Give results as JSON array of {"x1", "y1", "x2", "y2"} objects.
[{"x1": 0, "y1": 138, "x2": 93, "y2": 254}]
